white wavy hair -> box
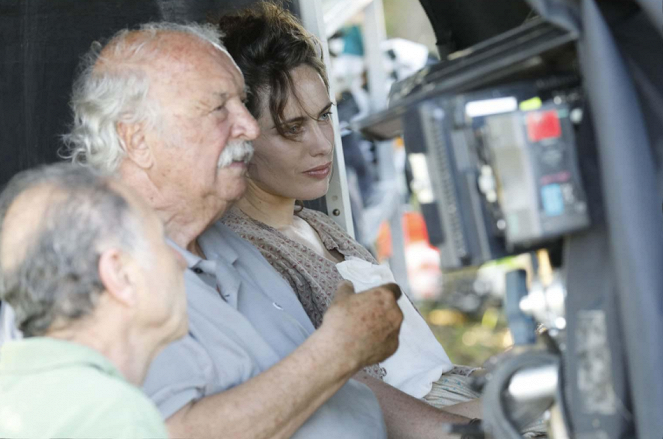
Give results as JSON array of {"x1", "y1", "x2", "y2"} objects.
[{"x1": 61, "y1": 22, "x2": 226, "y2": 173}]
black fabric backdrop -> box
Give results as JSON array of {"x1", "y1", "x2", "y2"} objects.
[
  {"x1": 0, "y1": 0, "x2": 544, "y2": 187},
  {"x1": 0, "y1": 0, "x2": 298, "y2": 187},
  {"x1": 417, "y1": 0, "x2": 533, "y2": 53}
]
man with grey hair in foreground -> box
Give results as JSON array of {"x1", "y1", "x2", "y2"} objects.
[
  {"x1": 61, "y1": 21, "x2": 434, "y2": 439},
  {"x1": 0, "y1": 163, "x2": 188, "y2": 438}
]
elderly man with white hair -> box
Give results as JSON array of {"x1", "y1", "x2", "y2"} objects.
[
  {"x1": 60, "y1": 22, "x2": 425, "y2": 439},
  {"x1": 0, "y1": 163, "x2": 188, "y2": 438}
]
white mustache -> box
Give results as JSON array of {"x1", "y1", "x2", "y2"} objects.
[{"x1": 217, "y1": 140, "x2": 254, "y2": 169}]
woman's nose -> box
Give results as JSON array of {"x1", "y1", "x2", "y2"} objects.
[{"x1": 310, "y1": 124, "x2": 334, "y2": 156}]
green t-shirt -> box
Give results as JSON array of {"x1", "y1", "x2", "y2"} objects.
[{"x1": 0, "y1": 337, "x2": 168, "y2": 438}]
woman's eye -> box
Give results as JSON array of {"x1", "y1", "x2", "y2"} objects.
[
  {"x1": 319, "y1": 111, "x2": 333, "y2": 121},
  {"x1": 287, "y1": 124, "x2": 303, "y2": 135}
]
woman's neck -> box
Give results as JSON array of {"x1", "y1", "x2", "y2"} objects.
[{"x1": 237, "y1": 179, "x2": 297, "y2": 229}]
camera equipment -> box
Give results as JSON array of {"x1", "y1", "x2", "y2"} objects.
[
  {"x1": 356, "y1": 1, "x2": 663, "y2": 437},
  {"x1": 402, "y1": 83, "x2": 589, "y2": 269}
]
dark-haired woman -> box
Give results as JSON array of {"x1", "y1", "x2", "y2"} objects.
[{"x1": 218, "y1": 3, "x2": 483, "y2": 427}]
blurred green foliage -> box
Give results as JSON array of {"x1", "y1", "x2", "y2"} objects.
[{"x1": 418, "y1": 302, "x2": 511, "y2": 367}]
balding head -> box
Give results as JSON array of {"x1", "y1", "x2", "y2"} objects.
[
  {"x1": 61, "y1": 22, "x2": 260, "y2": 249},
  {"x1": 61, "y1": 22, "x2": 231, "y2": 173},
  {"x1": 1, "y1": 184, "x2": 69, "y2": 274},
  {"x1": 0, "y1": 164, "x2": 141, "y2": 336}
]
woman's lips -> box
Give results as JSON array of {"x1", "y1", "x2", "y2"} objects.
[{"x1": 303, "y1": 162, "x2": 332, "y2": 179}]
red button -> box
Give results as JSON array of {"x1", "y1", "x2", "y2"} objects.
[{"x1": 527, "y1": 110, "x2": 562, "y2": 142}]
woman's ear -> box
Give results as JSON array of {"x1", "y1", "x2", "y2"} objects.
[
  {"x1": 98, "y1": 248, "x2": 138, "y2": 308},
  {"x1": 116, "y1": 121, "x2": 154, "y2": 169}
]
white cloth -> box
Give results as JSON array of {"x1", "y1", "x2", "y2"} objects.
[{"x1": 336, "y1": 257, "x2": 453, "y2": 398}]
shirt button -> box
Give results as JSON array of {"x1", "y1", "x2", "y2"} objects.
[{"x1": 273, "y1": 302, "x2": 284, "y2": 310}]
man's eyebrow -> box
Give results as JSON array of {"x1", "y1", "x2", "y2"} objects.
[
  {"x1": 213, "y1": 92, "x2": 229, "y2": 103},
  {"x1": 213, "y1": 91, "x2": 248, "y2": 103}
]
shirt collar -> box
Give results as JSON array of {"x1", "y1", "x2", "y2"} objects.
[
  {"x1": 167, "y1": 238, "x2": 219, "y2": 278},
  {"x1": 166, "y1": 230, "x2": 240, "y2": 308},
  {"x1": 0, "y1": 337, "x2": 125, "y2": 381},
  {"x1": 167, "y1": 238, "x2": 202, "y2": 269},
  {"x1": 198, "y1": 223, "x2": 240, "y2": 266},
  {"x1": 164, "y1": 224, "x2": 241, "y2": 268}
]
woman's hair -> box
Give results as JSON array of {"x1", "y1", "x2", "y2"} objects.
[{"x1": 216, "y1": 2, "x2": 330, "y2": 139}]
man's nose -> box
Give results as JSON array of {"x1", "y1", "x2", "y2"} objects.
[{"x1": 231, "y1": 104, "x2": 260, "y2": 141}]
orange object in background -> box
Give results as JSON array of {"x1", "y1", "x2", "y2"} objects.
[
  {"x1": 403, "y1": 211, "x2": 443, "y2": 300},
  {"x1": 377, "y1": 209, "x2": 432, "y2": 262},
  {"x1": 376, "y1": 221, "x2": 393, "y2": 262},
  {"x1": 375, "y1": 210, "x2": 444, "y2": 300},
  {"x1": 375, "y1": 210, "x2": 445, "y2": 300},
  {"x1": 403, "y1": 210, "x2": 431, "y2": 246}
]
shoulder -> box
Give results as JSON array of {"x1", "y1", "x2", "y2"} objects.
[
  {"x1": 60, "y1": 367, "x2": 165, "y2": 434},
  {"x1": 298, "y1": 208, "x2": 353, "y2": 239},
  {"x1": 220, "y1": 208, "x2": 277, "y2": 247},
  {"x1": 299, "y1": 208, "x2": 377, "y2": 262},
  {"x1": 83, "y1": 369, "x2": 162, "y2": 416},
  {"x1": 205, "y1": 217, "x2": 270, "y2": 258},
  {"x1": 0, "y1": 367, "x2": 168, "y2": 438},
  {"x1": 77, "y1": 383, "x2": 167, "y2": 437},
  {"x1": 220, "y1": 206, "x2": 252, "y2": 229},
  {"x1": 89, "y1": 421, "x2": 168, "y2": 438},
  {"x1": 299, "y1": 207, "x2": 344, "y2": 227},
  {"x1": 217, "y1": 210, "x2": 292, "y2": 262}
]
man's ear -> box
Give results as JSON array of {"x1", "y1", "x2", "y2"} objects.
[
  {"x1": 98, "y1": 248, "x2": 138, "y2": 308},
  {"x1": 117, "y1": 121, "x2": 154, "y2": 169}
]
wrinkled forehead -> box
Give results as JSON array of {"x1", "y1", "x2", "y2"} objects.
[
  {"x1": 158, "y1": 33, "x2": 242, "y2": 77},
  {"x1": 159, "y1": 39, "x2": 244, "y2": 105},
  {"x1": 98, "y1": 30, "x2": 245, "y2": 91}
]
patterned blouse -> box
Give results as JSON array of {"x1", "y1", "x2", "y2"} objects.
[{"x1": 222, "y1": 206, "x2": 386, "y2": 379}]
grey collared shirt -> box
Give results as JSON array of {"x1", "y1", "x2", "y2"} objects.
[{"x1": 143, "y1": 222, "x2": 386, "y2": 439}]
